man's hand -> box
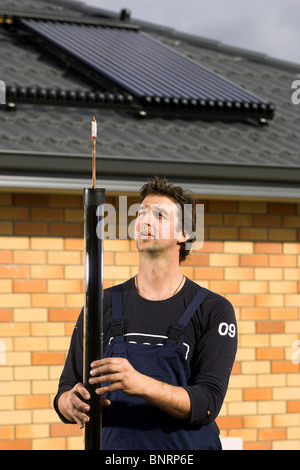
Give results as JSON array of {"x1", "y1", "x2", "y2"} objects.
[
  {"x1": 89, "y1": 357, "x2": 191, "y2": 421},
  {"x1": 89, "y1": 357, "x2": 145, "y2": 396},
  {"x1": 58, "y1": 382, "x2": 111, "y2": 429}
]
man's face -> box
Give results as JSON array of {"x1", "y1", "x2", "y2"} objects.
[{"x1": 134, "y1": 195, "x2": 184, "y2": 257}]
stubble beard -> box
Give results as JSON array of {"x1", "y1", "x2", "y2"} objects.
[{"x1": 135, "y1": 238, "x2": 164, "y2": 259}]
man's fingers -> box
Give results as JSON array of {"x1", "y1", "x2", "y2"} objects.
[{"x1": 74, "y1": 382, "x2": 91, "y2": 400}]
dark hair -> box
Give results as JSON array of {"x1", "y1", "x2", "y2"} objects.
[{"x1": 138, "y1": 176, "x2": 197, "y2": 262}]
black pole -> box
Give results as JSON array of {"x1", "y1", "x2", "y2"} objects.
[{"x1": 83, "y1": 187, "x2": 105, "y2": 450}]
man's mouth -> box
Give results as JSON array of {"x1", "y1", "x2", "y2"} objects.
[{"x1": 140, "y1": 231, "x2": 155, "y2": 239}]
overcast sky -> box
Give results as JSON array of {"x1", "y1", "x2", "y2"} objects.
[{"x1": 83, "y1": 0, "x2": 299, "y2": 64}]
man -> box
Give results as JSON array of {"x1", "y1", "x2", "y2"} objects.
[{"x1": 54, "y1": 177, "x2": 237, "y2": 450}]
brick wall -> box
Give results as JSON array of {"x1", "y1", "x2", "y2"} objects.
[{"x1": 0, "y1": 192, "x2": 299, "y2": 450}]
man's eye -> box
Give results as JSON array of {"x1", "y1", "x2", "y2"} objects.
[{"x1": 153, "y1": 210, "x2": 166, "y2": 219}]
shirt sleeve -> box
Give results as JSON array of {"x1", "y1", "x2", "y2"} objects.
[
  {"x1": 182, "y1": 293, "x2": 238, "y2": 426},
  {"x1": 53, "y1": 309, "x2": 84, "y2": 423}
]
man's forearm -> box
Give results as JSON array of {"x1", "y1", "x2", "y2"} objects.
[{"x1": 137, "y1": 375, "x2": 192, "y2": 421}]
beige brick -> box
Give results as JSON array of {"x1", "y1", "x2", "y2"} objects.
[
  {"x1": 284, "y1": 268, "x2": 300, "y2": 280},
  {"x1": 0, "y1": 279, "x2": 12, "y2": 292},
  {"x1": 48, "y1": 337, "x2": 71, "y2": 351},
  {"x1": 104, "y1": 266, "x2": 131, "y2": 280},
  {"x1": 257, "y1": 374, "x2": 286, "y2": 388},
  {"x1": 240, "y1": 281, "x2": 268, "y2": 294},
  {"x1": 273, "y1": 414, "x2": 300, "y2": 427},
  {"x1": 16, "y1": 424, "x2": 49, "y2": 439},
  {"x1": 32, "y1": 408, "x2": 58, "y2": 424},
  {"x1": 0, "y1": 396, "x2": 14, "y2": 410},
  {"x1": 287, "y1": 374, "x2": 300, "y2": 386},
  {"x1": 14, "y1": 366, "x2": 48, "y2": 381},
  {"x1": 31, "y1": 323, "x2": 64, "y2": 336},
  {"x1": 241, "y1": 361, "x2": 271, "y2": 374},
  {"x1": 240, "y1": 334, "x2": 269, "y2": 348},
  {"x1": 209, "y1": 254, "x2": 239, "y2": 267},
  {"x1": 273, "y1": 387, "x2": 300, "y2": 400},
  {"x1": 224, "y1": 267, "x2": 254, "y2": 280},
  {"x1": 0, "y1": 381, "x2": 31, "y2": 396},
  {"x1": 243, "y1": 415, "x2": 272, "y2": 428},
  {"x1": 285, "y1": 294, "x2": 300, "y2": 307},
  {"x1": 270, "y1": 334, "x2": 297, "y2": 347},
  {"x1": 64, "y1": 265, "x2": 84, "y2": 279},
  {"x1": 14, "y1": 337, "x2": 47, "y2": 351},
  {"x1": 0, "y1": 323, "x2": 30, "y2": 337},
  {"x1": 270, "y1": 281, "x2": 297, "y2": 294},
  {"x1": 32, "y1": 437, "x2": 66, "y2": 450},
  {"x1": 285, "y1": 321, "x2": 300, "y2": 333},
  {"x1": 273, "y1": 441, "x2": 300, "y2": 450},
  {"x1": 255, "y1": 294, "x2": 284, "y2": 307},
  {"x1": 224, "y1": 242, "x2": 253, "y2": 253},
  {"x1": 48, "y1": 280, "x2": 81, "y2": 294},
  {"x1": 32, "y1": 380, "x2": 58, "y2": 395},
  {"x1": 104, "y1": 240, "x2": 130, "y2": 251},
  {"x1": 257, "y1": 401, "x2": 286, "y2": 414},
  {"x1": 255, "y1": 268, "x2": 283, "y2": 280},
  {"x1": 0, "y1": 367, "x2": 13, "y2": 381},
  {"x1": 223, "y1": 389, "x2": 242, "y2": 402},
  {"x1": 115, "y1": 252, "x2": 140, "y2": 265},
  {"x1": 14, "y1": 308, "x2": 48, "y2": 322},
  {"x1": 66, "y1": 436, "x2": 83, "y2": 450},
  {"x1": 209, "y1": 280, "x2": 238, "y2": 293},
  {"x1": 65, "y1": 294, "x2": 84, "y2": 308},
  {"x1": 235, "y1": 347, "x2": 255, "y2": 361},
  {"x1": 13, "y1": 251, "x2": 47, "y2": 265},
  {"x1": 228, "y1": 401, "x2": 257, "y2": 416},
  {"x1": 0, "y1": 237, "x2": 29, "y2": 249},
  {"x1": 270, "y1": 307, "x2": 298, "y2": 320},
  {"x1": 229, "y1": 375, "x2": 256, "y2": 389},
  {"x1": 31, "y1": 265, "x2": 64, "y2": 279},
  {"x1": 48, "y1": 251, "x2": 81, "y2": 265},
  {"x1": 287, "y1": 427, "x2": 300, "y2": 439},
  {"x1": 5, "y1": 352, "x2": 31, "y2": 366},
  {"x1": 49, "y1": 365, "x2": 64, "y2": 380},
  {"x1": 0, "y1": 410, "x2": 31, "y2": 425},
  {"x1": 283, "y1": 243, "x2": 300, "y2": 254},
  {"x1": 31, "y1": 294, "x2": 65, "y2": 308},
  {"x1": 0, "y1": 294, "x2": 31, "y2": 308},
  {"x1": 31, "y1": 238, "x2": 63, "y2": 250}
]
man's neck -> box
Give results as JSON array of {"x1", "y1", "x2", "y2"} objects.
[{"x1": 136, "y1": 255, "x2": 184, "y2": 301}]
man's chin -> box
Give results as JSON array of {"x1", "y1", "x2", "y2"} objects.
[{"x1": 136, "y1": 238, "x2": 158, "y2": 252}]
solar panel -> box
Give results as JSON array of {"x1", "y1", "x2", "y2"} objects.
[{"x1": 21, "y1": 19, "x2": 273, "y2": 119}]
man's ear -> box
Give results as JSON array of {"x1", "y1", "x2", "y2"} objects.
[{"x1": 177, "y1": 230, "x2": 191, "y2": 244}]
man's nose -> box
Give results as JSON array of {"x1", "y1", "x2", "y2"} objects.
[{"x1": 139, "y1": 212, "x2": 151, "y2": 226}]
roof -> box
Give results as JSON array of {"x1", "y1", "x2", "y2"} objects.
[{"x1": 0, "y1": 0, "x2": 299, "y2": 199}]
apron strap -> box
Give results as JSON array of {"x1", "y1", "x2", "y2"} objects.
[
  {"x1": 167, "y1": 287, "x2": 210, "y2": 344},
  {"x1": 111, "y1": 284, "x2": 124, "y2": 341}
]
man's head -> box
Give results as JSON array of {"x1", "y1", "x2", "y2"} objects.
[{"x1": 135, "y1": 176, "x2": 197, "y2": 262}]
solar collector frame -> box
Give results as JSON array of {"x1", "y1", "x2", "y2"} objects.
[{"x1": 21, "y1": 18, "x2": 268, "y2": 107}]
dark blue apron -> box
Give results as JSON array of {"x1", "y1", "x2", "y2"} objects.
[{"x1": 102, "y1": 285, "x2": 222, "y2": 450}]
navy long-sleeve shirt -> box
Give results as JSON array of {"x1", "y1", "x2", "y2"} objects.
[{"x1": 54, "y1": 277, "x2": 237, "y2": 426}]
